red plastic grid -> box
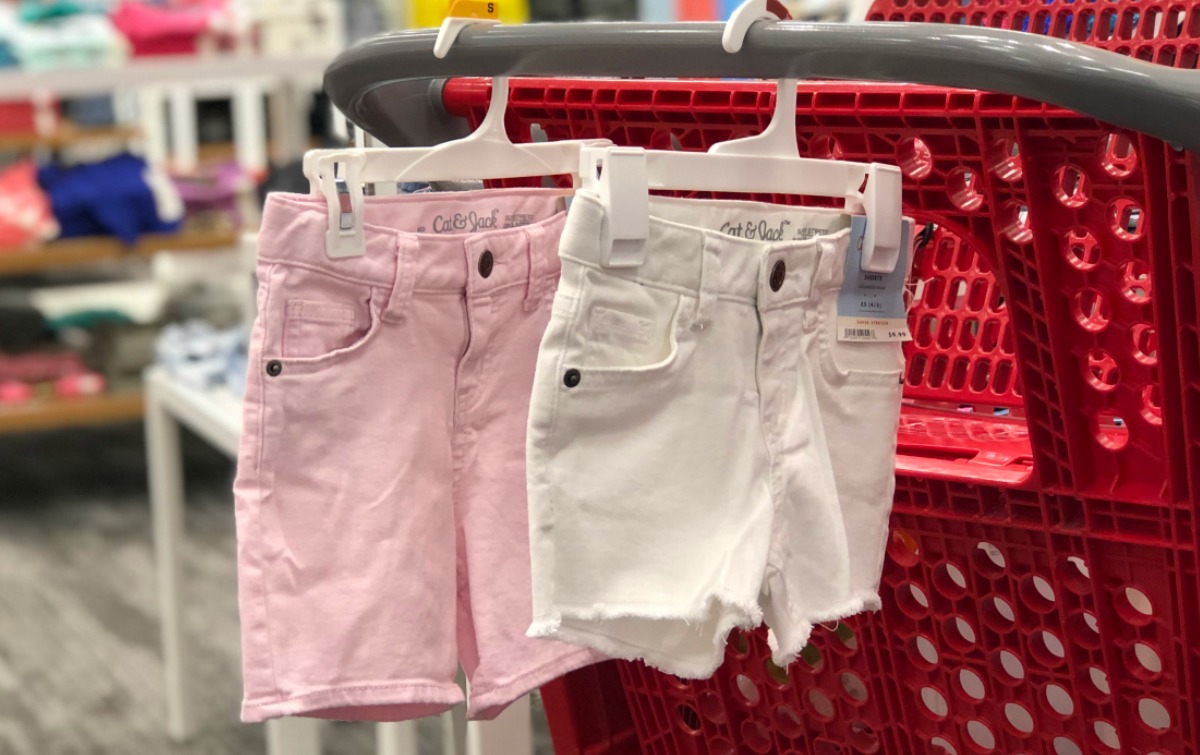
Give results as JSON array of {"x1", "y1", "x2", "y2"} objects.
[
  {"x1": 605, "y1": 503, "x2": 1200, "y2": 755},
  {"x1": 444, "y1": 78, "x2": 1191, "y2": 503},
  {"x1": 867, "y1": 0, "x2": 1200, "y2": 69}
]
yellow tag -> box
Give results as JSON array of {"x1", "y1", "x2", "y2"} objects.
[{"x1": 447, "y1": 0, "x2": 499, "y2": 18}]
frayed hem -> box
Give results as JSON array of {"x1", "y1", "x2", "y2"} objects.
[
  {"x1": 529, "y1": 593, "x2": 763, "y2": 679},
  {"x1": 767, "y1": 595, "x2": 874, "y2": 668}
]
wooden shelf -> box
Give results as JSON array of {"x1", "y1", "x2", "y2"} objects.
[
  {"x1": 0, "y1": 226, "x2": 239, "y2": 278},
  {"x1": 0, "y1": 124, "x2": 141, "y2": 151},
  {"x1": 0, "y1": 391, "x2": 144, "y2": 435}
]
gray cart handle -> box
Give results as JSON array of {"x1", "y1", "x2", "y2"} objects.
[{"x1": 323, "y1": 21, "x2": 1200, "y2": 152}]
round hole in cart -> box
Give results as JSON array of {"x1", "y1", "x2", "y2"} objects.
[
  {"x1": 1053, "y1": 164, "x2": 1092, "y2": 208},
  {"x1": 1116, "y1": 586, "x2": 1155, "y2": 624},
  {"x1": 1127, "y1": 641, "x2": 1164, "y2": 679},
  {"x1": 841, "y1": 672, "x2": 869, "y2": 704},
  {"x1": 1081, "y1": 665, "x2": 1112, "y2": 701},
  {"x1": 1120, "y1": 259, "x2": 1153, "y2": 303},
  {"x1": 806, "y1": 688, "x2": 836, "y2": 721},
  {"x1": 799, "y1": 642, "x2": 825, "y2": 673},
  {"x1": 909, "y1": 635, "x2": 940, "y2": 670},
  {"x1": 987, "y1": 137, "x2": 1023, "y2": 183},
  {"x1": 831, "y1": 622, "x2": 859, "y2": 654},
  {"x1": 981, "y1": 595, "x2": 1017, "y2": 632},
  {"x1": 1131, "y1": 323, "x2": 1158, "y2": 365},
  {"x1": 888, "y1": 529, "x2": 922, "y2": 567},
  {"x1": 1043, "y1": 683, "x2": 1076, "y2": 717},
  {"x1": 812, "y1": 135, "x2": 845, "y2": 161},
  {"x1": 920, "y1": 686, "x2": 950, "y2": 719},
  {"x1": 973, "y1": 542, "x2": 1007, "y2": 577},
  {"x1": 1092, "y1": 719, "x2": 1121, "y2": 752},
  {"x1": 929, "y1": 736, "x2": 959, "y2": 755},
  {"x1": 1143, "y1": 384, "x2": 1164, "y2": 426},
  {"x1": 1063, "y1": 227, "x2": 1101, "y2": 271},
  {"x1": 1110, "y1": 198, "x2": 1146, "y2": 241},
  {"x1": 1099, "y1": 132, "x2": 1138, "y2": 178},
  {"x1": 1001, "y1": 201, "x2": 1033, "y2": 244},
  {"x1": 1083, "y1": 349, "x2": 1121, "y2": 392},
  {"x1": 990, "y1": 649, "x2": 1026, "y2": 684},
  {"x1": 1057, "y1": 555, "x2": 1092, "y2": 594},
  {"x1": 675, "y1": 704, "x2": 702, "y2": 733},
  {"x1": 764, "y1": 657, "x2": 791, "y2": 688},
  {"x1": 1072, "y1": 288, "x2": 1112, "y2": 332},
  {"x1": 774, "y1": 704, "x2": 807, "y2": 738},
  {"x1": 733, "y1": 673, "x2": 761, "y2": 706},
  {"x1": 742, "y1": 719, "x2": 774, "y2": 753},
  {"x1": 966, "y1": 719, "x2": 997, "y2": 752},
  {"x1": 697, "y1": 690, "x2": 727, "y2": 723},
  {"x1": 731, "y1": 630, "x2": 750, "y2": 657},
  {"x1": 897, "y1": 137, "x2": 934, "y2": 180},
  {"x1": 1094, "y1": 408, "x2": 1128, "y2": 451},
  {"x1": 1018, "y1": 574, "x2": 1058, "y2": 612},
  {"x1": 943, "y1": 616, "x2": 978, "y2": 651},
  {"x1": 1138, "y1": 697, "x2": 1172, "y2": 732},
  {"x1": 848, "y1": 720, "x2": 881, "y2": 753},
  {"x1": 1030, "y1": 629, "x2": 1067, "y2": 666},
  {"x1": 1053, "y1": 737, "x2": 1084, "y2": 755},
  {"x1": 947, "y1": 167, "x2": 985, "y2": 212},
  {"x1": 1066, "y1": 611, "x2": 1102, "y2": 650},
  {"x1": 955, "y1": 668, "x2": 986, "y2": 702},
  {"x1": 1004, "y1": 702, "x2": 1036, "y2": 735},
  {"x1": 933, "y1": 562, "x2": 969, "y2": 599},
  {"x1": 897, "y1": 582, "x2": 932, "y2": 618}
]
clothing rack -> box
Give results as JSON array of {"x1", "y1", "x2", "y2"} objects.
[{"x1": 322, "y1": 22, "x2": 1200, "y2": 152}]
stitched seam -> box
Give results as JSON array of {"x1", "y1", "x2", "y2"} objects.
[
  {"x1": 559, "y1": 254, "x2": 755, "y2": 306},
  {"x1": 468, "y1": 648, "x2": 597, "y2": 699},
  {"x1": 246, "y1": 681, "x2": 463, "y2": 708},
  {"x1": 252, "y1": 263, "x2": 281, "y2": 699}
]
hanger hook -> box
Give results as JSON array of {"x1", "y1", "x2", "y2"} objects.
[
  {"x1": 722, "y1": 0, "x2": 790, "y2": 54},
  {"x1": 434, "y1": 1, "x2": 501, "y2": 58}
]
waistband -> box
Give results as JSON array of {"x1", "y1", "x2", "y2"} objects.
[
  {"x1": 559, "y1": 193, "x2": 856, "y2": 306},
  {"x1": 257, "y1": 188, "x2": 569, "y2": 297}
]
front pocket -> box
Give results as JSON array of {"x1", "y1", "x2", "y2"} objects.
[
  {"x1": 259, "y1": 263, "x2": 382, "y2": 374},
  {"x1": 561, "y1": 269, "x2": 686, "y2": 389}
]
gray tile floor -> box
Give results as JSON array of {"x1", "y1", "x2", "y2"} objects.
[{"x1": 0, "y1": 425, "x2": 550, "y2": 755}]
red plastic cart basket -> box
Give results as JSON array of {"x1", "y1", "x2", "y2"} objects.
[{"x1": 441, "y1": 6, "x2": 1200, "y2": 750}]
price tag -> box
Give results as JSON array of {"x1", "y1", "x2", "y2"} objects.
[
  {"x1": 837, "y1": 215, "x2": 913, "y2": 343},
  {"x1": 447, "y1": 0, "x2": 499, "y2": 18}
]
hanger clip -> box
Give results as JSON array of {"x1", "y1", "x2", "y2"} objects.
[
  {"x1": 317, "y1": 153, "x2": 366, "y2": 259},
  {"x1": 860, "y1": 163, "x2": 903, "y2": 273},
  {"x1": 582, "y1": 145, "x2": 650, "y2": 268}
]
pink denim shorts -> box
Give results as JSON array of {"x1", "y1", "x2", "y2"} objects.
[{"x1": 234, "y1": 189, "x2": 599, "y2": 723}]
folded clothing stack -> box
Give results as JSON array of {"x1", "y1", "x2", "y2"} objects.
[{"x1": 155, "y1": 319, "x2": 247, "y2": 396}]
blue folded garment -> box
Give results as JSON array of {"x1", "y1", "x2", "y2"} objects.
[{"x1": 38, "y1": 153, "x2": 182, "y2": 244}]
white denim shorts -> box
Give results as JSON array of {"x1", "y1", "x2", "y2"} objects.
[{"x1": 526, "y1": 194, "x2": 908, "y2": 677}]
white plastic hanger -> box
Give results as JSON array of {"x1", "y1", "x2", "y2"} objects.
[
  {"x1": 303, "y1": 12, "x2": 609, "y2": 258},
  {"x1": 581, "y1": 0, "x2": 903, "y2": 272}
]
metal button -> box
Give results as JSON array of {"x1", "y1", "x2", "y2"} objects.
[
  {"x1": 769, "y1": 260, "x2": 786, "y2": 292},
  {"x1": 563, "y1": 368, "x2": 581, "y2": 388},
  {"x1": 266, "y1": 360, "x2": 283, "y2": 377},
  {"x1": 478, "y1": 250, "x2": 495, "y2": 278}
]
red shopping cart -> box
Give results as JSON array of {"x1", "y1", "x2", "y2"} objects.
[{"x1": 437, "y1": 2, "x2": 1200, "y2": 751}]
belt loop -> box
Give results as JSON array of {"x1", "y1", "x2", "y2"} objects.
[
  {"x1": 381, "y1": 236, "x2": 417, "y2": 324},
  {"x1": 808, "y1": 241, "x2": 829, "y2": 301},
  {"x1": 522, "y1": 225, "x2": 549, "y2": 312},
  {"x1": 693, "y1": 238, "x2": 719, "y2": 326}
]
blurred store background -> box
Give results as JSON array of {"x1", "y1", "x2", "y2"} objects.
[{"x1": 0, "y1": 0, "x2": 857, "y2": 753}]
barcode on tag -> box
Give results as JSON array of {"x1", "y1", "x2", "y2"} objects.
[{"x1": 844, "y1": 328, "x2": 874, "y2": 339}]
